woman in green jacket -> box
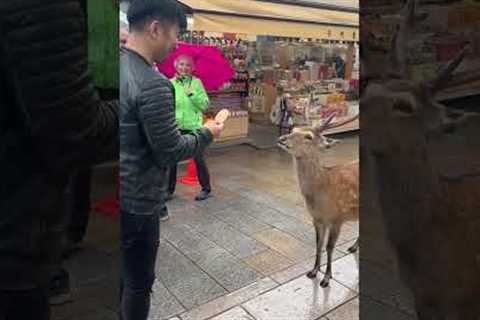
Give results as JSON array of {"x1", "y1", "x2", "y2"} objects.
[{"x1": 167, "y1": 55, "x2": 212, "y2": 201}]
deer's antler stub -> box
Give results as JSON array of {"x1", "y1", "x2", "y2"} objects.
[
  {"x1": 424, "y1": 45, "x2": 470, "y2": 94},
  {"x1": 313, "y1": 112, "x2": 337, "y2": 137}
]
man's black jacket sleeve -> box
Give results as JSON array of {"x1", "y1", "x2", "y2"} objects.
[
  {"x1": 1, "y1": 1, "x2": 118, "y2": 172},
  {"x1": 137, "y1": 77, "x2": 213, "y2": 168}
]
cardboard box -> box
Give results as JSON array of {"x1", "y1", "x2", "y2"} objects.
[{"x1": 218, "y1": 111, "x2": 249, "y2": 141}]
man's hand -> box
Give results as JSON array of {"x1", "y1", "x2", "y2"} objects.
[
  {"x1": 120, "y1": 28, "x2": 129, "y2": 48},
  {"x1": 204, "y1": 120, "x2": 224, "y2": 138},
  {"x1": 185, "y1": 86, "x2": 193, "y2": 96}
]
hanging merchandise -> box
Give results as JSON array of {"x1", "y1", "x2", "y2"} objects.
[{"x1": 178, "y1": 29, "x2": 360, "y2": 135}]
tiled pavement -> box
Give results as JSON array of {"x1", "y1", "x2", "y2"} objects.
[
  {"x1": 151, "y1": 136, "x2": 361, "y2": 320},
  {"x1": 53, "y1": 133, "x2": 416, "y2": 320}
]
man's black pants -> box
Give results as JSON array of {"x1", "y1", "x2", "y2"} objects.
[
  {"x1": 167, "y1": 130, "x2": 211, "y2": 194},
  {"x1": 0, "y1": 288, "x2": 49, "y2": 320},
  {"x1": 120, "y1": 212, "x2": 160, "y2": 320},
  {"x1": 65, "y1": 168, "x2": 92, "y2": 245}
]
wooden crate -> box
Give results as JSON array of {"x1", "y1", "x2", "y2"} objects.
[{"x1": 217, "y1": 112, "x2": 249, "y2": 142}]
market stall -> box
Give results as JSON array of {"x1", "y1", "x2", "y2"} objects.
[
  {"x1": 363, "y1": 0, "x2": 480, "y2": 102},
  {"x1": 175, "y1": 0, "x2": 360, "y2": 141}
]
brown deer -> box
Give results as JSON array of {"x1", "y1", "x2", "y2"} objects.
[
  {"x1": 278, "y1": 113, "x2": 359, "y2": 288},
  {"x1": 362, "y1": 1, "x2": 480, "y2": 318}
]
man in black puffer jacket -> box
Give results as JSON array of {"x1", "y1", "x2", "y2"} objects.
[
  {"x1": 120, "y1": 1, "x2": 223, "y2": 319},
  {"x1": 0, "y1": 1, "x2": 118, "y2": 319}
]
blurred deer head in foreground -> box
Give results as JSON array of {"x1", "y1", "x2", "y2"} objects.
[
  {"x1": 362, "y1": 0, "x2": 480, "y2": 319},
  {"x1": 362, "y1": 0, "x2": 469, "y2": 157}
]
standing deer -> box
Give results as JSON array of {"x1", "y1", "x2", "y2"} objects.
[
  {"x1": 278, "y1": 113, "x2": 359, "y2": 288},
  {"x1": 362, "y1": 0, "x2": 480, "y2": 318}
]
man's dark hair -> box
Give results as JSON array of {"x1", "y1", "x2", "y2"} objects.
[{"x1": 127, "y1": 0, "x2": 187, "y2": 32}]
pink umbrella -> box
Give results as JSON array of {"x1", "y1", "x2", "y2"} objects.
[{"x1": 156, "y1": 42, "x2": 235, "y2": 92}]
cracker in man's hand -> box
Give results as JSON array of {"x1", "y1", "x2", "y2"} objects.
[{"x1": 215, "y1": 109, "x2": 230, "y2": 124}]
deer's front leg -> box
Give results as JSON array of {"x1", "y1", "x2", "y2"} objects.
[
  {"x1": 307, "y1": 222, "x2": 326, "y2": 279},
  {"x1": 321, "y1": 223, "x2": 341, "y2": 287}
]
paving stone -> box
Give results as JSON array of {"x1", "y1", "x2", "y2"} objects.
[
  {"x1": 240, "y1": 191, "x2": 295, "y2": 214},
  {"x1": 213, "y1": 207, "x2": 272, "y2": 235},
  {"x1": 162, "y1": 223, "x2": 217, "y2": 255},
  {"x1": 216, "y1": 178, "x2": 246, "y2": 191},
  {"x1": 156, "y1": 242, "x2": 227, "y2": 309},
  {"x1": 241, "y1": 203, "x2": 315, "y2": 244},
  {"x1": 150, "y1": 280, "x2": 185, "y2": 320},
  {"x1": 275, "y1": 188, "x2": 304, "y2": 204},
  {"x1": 337, "y1": 223, "x2": 359, "y2": 246},
  {"x1": 273, "y1": 217, "x2": 316, "y2": 246},
  {"x1": 252, "y1": 228, "x2": 315, "y2": 262},
  {"x1": 180, "y1": 277, "x2": 278, "y2": 320},
  {"x1": 182, "y1": 211, "x2": 221, "y2": 233},
  {"x1": 57, "y1": 141, "x2": 361, "y2": 320},
  {"x1": 274, "y1": 203, "x2": 313, "y2": 222},
  {"x1": 193, "y1": 196, "x2": 242, "y2": 214},
  {"x1": 243, "y1": 249, "x2": 293, "y2": 275},
  {"x1": 321, "y1": 254, "x2": 359, "y2": 292},
  {"x1": 270, "y1": 250, "x2": 346, "y2": 285},
  {"x1": 167, "y1": 198, "x2": 198, "y2": 214},
  {"x1": 188, "y1": 246, "x2": 262, "y2": 292},
  {"x1": 210, "y1": 306, "x2": 256, "y2": 320},
  {"x1": 243, "y1": 276, "x2": 356, "y2": 320},
  {"x1": 190, "y1": 217, "x2": 268, "y2": 258},
  {"x1": 324, "y1": 298, "x2": 359, "y2": 320},
  {"x1": 344, "y1": 220, "x2": 359, "y2": 231}
]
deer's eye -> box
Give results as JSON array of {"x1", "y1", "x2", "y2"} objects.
[{"x1": 305, "y1": 135, "x2": 313, "y2": 140}]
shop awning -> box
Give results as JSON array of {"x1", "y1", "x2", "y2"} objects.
[{"x1": 178, "y1": 0, "x2": 359, "y2": 41}]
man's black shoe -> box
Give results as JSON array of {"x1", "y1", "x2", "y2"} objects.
[
  {"x1": 49, "y1": 269, "x2": 73, "y2": 306},
  {"x1": 165, "y1": 193, "x2": 174, "y2": 202},
  {"x1": 195, "y1": 190, "x2": 211, "y2": 201}
]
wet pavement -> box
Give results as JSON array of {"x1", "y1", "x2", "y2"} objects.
[
  {"x1": 52, "y1": 164, "x2": 120, "y2": 320},
  {"x1": 53, "y1": 133, "x2": 363, "y2": 320},
  {"x1": 153, "y1": 135, "x2": 360, "y2": 320}
]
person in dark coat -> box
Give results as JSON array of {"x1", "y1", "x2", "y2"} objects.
[
  {"x1": 120, "y1": 1, "x2": 223, "y2": 318},
  {"x1": 0, "y1": 1, "x2": 118, "y2": 319}
]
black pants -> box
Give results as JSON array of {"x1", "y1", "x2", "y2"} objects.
[
  {"x1": 0, "y1": 288, "x2": 49, "y2": 320},
  {"x1": 65, "y1": 168, "x2": 92, "y2": 245},
  {"x1": 168, "y1": 131, "x2": 211, "y2": 194},
  {"x1": 0, "y1": 171, "x2": 68, "y2": 320},
  {"x1": 120, "y1": 212, "x2": 160, "y2": 320}
]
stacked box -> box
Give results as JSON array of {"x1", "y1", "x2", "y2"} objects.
[{"x1": 217, "y1": 110, "x2": 249, "y2": 142}]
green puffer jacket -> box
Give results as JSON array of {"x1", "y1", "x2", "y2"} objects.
[{"x1": 171, "y1": 76, "x2": 210, "y2": 131}]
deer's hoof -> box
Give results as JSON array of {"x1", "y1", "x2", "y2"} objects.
[
  {"x1": 348, "y1": 246, "x2": 358, "y2": 253},
  {"x1": 320, "y1": 278, "x2": 330, "y2": 288},
  {"x1": 306, "y1": 270, "x2": 317, "y2": 279}
]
